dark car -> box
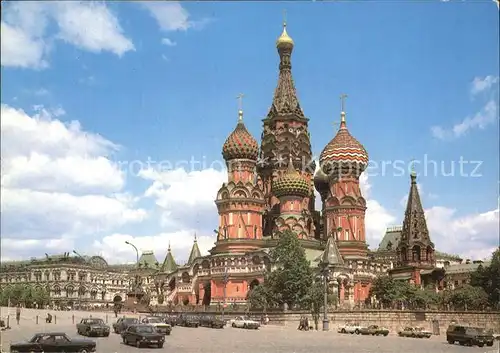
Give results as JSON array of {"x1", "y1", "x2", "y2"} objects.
[
  {"x1": 121, "y1": 324, "x2": 165, "y2": 348},
  {"x1": 113, "y1": 317, "x2": 139, "y2": 334},
  {"x1": 178, "y1": 313, "x2": 200, "y2": 328},
  {"x1": 164, "y1": 313, "x2": 178, "y2": 327},
  {"x1": 76, "y1": 318, "x2": 110, "y2": 337},
  {"x1": 359, "y1": 325, "x2": 390, "y2": 336},
  {"x1": 447, "y1": 325, "x2": 494, "y2": 347},
  {"x1": 10, "y1": 332, "x2": 96, "y2": 353},
  {"x1": 199, "y1": 314, "x2": 225, "y2": 329}
]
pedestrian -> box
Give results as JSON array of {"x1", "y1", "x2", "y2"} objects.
[{"x1": 16, "y1": 305, "x2": 21, "y2": 325}]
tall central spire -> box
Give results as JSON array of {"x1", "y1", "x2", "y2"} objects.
[{"x1": 267, "y1": 20, "x2": 305, "y2": 120}]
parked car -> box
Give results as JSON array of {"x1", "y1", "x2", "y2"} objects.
[
  {"x1": 359, "y1": 325, "x2": 390, "y2": 336},
  {"x1": 178, "y1": 313, "x2": 200, "y2": 328},
  {"x1": 338, "y1": 323, "x2": 363, "y2": 334},
  {"x1": 199, "y1": 314, "x2": 225, "y2": 329},
  {"x1": 446, "y1": 324, "x2": 494, "y2": 347},
  {"x1": 398, "y1": 327, "x2": 432, "y2": 338},
  {"x1": 141, "y1": 316, "x2": 172, "y2": 335},
  {"x1": 113, "y1": 317, "x2": 139, "y2": 334},
  {"x1": 76, "y1": 317, "x2": 110, "y2": 337},
  {"x1": 121, "y1": 324, "x2": 165, "y2": 348},
  {"x1": 163, "y1": 313, "x2": 178, "y2": 327},
  {"x1": 230, "y1": 316, "x2": 260, "y2": 329},
  {"x1": 10, "y1": 332, "x2": 96, "y2": 353}
]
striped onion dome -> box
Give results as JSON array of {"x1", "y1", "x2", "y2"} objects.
[
  {"x1": 273, "y1": 157, "x2": 310, "y2": 198},
  {"x1": 319, "y1": 114, "x2": 368, "y2": 176},
  {"x1": 222, "y1": 111, "x2": 259, "y2": 161}
]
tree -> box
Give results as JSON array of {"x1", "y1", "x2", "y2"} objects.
[
  {"x1": 247, "y1": 284, "x2": 270, "y2": 310},
  {"x1": 443, "y1": 285, "x2": 489, "y2": 310},
  {"x1": 470, "y1": 248, "x2": 500, "y2": 309},
  {"x1": 265, "y1": 230, "x2": 314, "y2": 309}
]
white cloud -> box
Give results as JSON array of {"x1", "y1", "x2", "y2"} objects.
[
  {"x1": 1, "y1": 2, "x2": 134, "y2": 69},
  {"x1": 432, "y1": 99, "x2": 498, "y2": 140},
  {"x1": 359, "y1": 173, "x2": 397, "y2": 247},
  {"x1": 426, "y1": 205, "x2": 499, "y2": 260},
  {"x1": 432, "y1": 75, "x2": 499, "y2": 140},
  {"x1": 161, "y1": 38, "x2": 177, "y2": 46},
  {"x1": 1, "y1": 104, "x2": 146, "y2": 260},
  {"x1": 471, "y1": 75, "x2": 499, "y2": 96},
  {"x1": 52, "y1": 2, "x2": 134, "y2": 56},
  {"x1": 92, "y1": 232, "x2": 215, "y2": 265},
  {"x1": 141, "y1": 2, "x2": 193, "y2": 31}
]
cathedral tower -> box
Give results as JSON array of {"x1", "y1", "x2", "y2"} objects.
[
  {"x1": 258, "y1": 22, "x2": 317, "y2": 239},
  {"x1": 396, "y1": 170, "x2": 435, "y2": 268},
  {"x1": 214, "y1": 99, "x2": 265, "y2": 252},
  {"x1": 319, "y1": 97, "x2": 369, "y2": 258}
]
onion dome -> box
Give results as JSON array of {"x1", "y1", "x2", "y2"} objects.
[
  {"x1": 319, "y1": 110, "x2": 368, "y2": 176},
  {"x1": 276, "y1": 22, "x2": 294, "y2": 51},
  {"x1": 222, "y1": 109, "x2": 259, "y2": 161},
  {"x1": 313, "y1": 167, "x2": 329, "y2": 195},
  {"x1": 273, "y1": 156, "x2": 310, "y2": 198}
]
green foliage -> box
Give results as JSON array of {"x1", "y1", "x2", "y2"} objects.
[
  {"x1": 266, "y1": 230, "x2": 314, "y2": 309},
  {"x1": 442, "y1": 285, "x2": 489, "y2": 310},
  {"x1": 0, "y1": 284, "x2": 50, "y2": 307},
  {"x1": 470, "y1": 248, "x2": 500, "y2": 309},
  {"x1": 247, "y1": 284, "x2": 270, "y2": 309}
]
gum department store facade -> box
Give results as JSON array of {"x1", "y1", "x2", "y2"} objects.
[{"x1": 0, "y1": 23, "x2": 486, "y2": 308}]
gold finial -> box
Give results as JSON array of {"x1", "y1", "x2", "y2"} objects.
[
  {"x1": 194, "y1": 232, "x2": 197, "y2": 242},
  {"x1": 339, "y1": 94, "x2": 348, "y2": 126},
  {"x1": 410, "y1": 158, "x2": 417, "y2": 177},
  {"x1": 276, "y1": 11, "x2": 294, "y2": 49},
  {"x1": 237, "y1": 93, "x2": 244, "y2": 121},
  {"x1": 168, "y1": 241, "x2": 171, "y2": 252}
]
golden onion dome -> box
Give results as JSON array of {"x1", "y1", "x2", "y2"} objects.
[
  {"x1": 276, "y1": 23, "x2": 294, "y2": 50},
  {"x1": 273, "y1": 157, "x2": 309, "y2": 198}
]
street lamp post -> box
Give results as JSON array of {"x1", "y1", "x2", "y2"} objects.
[
  {"x1": 222, "y1": 268, "x2": 229, "y2": 322},
  {"x1": 322, "y1": 266, "x2": 330, "y2": 331},
  {"x1": 125, "y1": 241, "x2": 140, "y2": 287}
]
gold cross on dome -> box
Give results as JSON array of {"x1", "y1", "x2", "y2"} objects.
[
  {"x1": 236, "y1": 93, "x2": 244, "y2": 111},
  {"x1": 340, "y1": 93, "x2": 348, "y2": 112},
  {"x1": 283, "y1": 9, "x2": 287, "y2": 25}
]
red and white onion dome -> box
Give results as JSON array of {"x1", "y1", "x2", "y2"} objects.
[
  {"x1": 319, "y1": 113, "x2": 368, "y2": 177},
  {"x1": 222, "y1": 110, "x2": 259, "y2": 161},
  {"x1": 273, "y1": 157, "x2": 310, "y2": 198}
]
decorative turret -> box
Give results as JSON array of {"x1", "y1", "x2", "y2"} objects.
[
  {"x1": 396, "y1": 168, "x2": 435, "y2": 268},
  {"x1": 187, "y1": 234, "x2": 202, "y2": 265},
  {"x1": 161, "y1": 243, "x2": 178, "y2": 273},
  {"x1": 321, "y1": 235, "x2": 344, "y2": 266},
  {"x1": 319, "y1": 95, "x2": 368, "y2": 179},
  {"x1": 276, "y1": 21, "x2": 294, "y2": 51},
  {"x1": 273, "y1": 156, "x2": 309, "y2": 198},
  {"x1": 320, "y1": 95, "x2": 369, "y2": 257},
  {"x1": 138, "y1": 250, "x2": 159, "y2": 269},
  {"x1": 222, "y1": 107, "x2": 259, "y2": 162}
]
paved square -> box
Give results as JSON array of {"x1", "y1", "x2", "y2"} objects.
[{"x1": 1, "y1": 310, "x2": 498, "y2": 353}]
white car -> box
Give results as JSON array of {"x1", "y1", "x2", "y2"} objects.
[
  {"x1": 141, "y1": 316, "x2": 172, "y2": 335},
  {"x1": 338, "y1": 323, "x2": 363, "y2": 334},
  {"x1": 230, "y1": 316, "x2": 260, "y2": 329}
]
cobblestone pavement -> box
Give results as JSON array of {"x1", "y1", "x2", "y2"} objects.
[{"x1": 1, "y1": 309, "x2": 498, "y2": 353}]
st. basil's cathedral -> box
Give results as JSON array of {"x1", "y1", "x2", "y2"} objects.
[{"x1": 153, "y1": 22, "x2": 455, "y2": 308}]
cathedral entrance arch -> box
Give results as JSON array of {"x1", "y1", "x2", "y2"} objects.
[
  {"x1": 113, "y1": 295, "x2": 122, "y2": 303},
  {"x1": 202, "y1": 281, "x2": 211, "y2": 306},
  {"x1": 249, "y1": 279, "x2": 260, "y2": 291}
]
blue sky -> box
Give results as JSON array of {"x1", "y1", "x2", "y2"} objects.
[{"x1": 1, "y1": 1, "x2": 498, "y2": 264}]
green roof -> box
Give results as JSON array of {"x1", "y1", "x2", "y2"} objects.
[
  {"x1": 445, "y1": 261, "x2": 490, "y2": 274},
  {"x1": 187, "y1": 238, "x2": 202, "y2": 265},
  {"x1": 321, "y1": 236, "x2": 344, "y2": 266},
  {"x1": 161, "y1": 247, "x2": 178, "y2": 273},
  {"x1": 138, "y1": 251, "x2": 159, "y2": 269},
  {"x1": 377, "y1": 226, "x2": 402, "y2": 251}
]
